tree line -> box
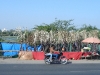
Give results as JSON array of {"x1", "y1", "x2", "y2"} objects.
[{"x1": 0, "y1": 19, "x2": 100, "y2": 42}]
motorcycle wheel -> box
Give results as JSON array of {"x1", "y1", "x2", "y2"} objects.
[
  {"x1": 60, "y1": 57, "x2": 68, "y2": 64},
  {"x1": 44, "y1": 58, "x2": 51, "y2": 64}
]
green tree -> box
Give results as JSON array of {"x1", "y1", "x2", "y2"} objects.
[
  {"x1": 34, "y1": 23, "x2": 57, "y2": 32},
  {"x1": 79, "y1": 24, "x2": 98, "y2": 31},
  {"x1": 34, "y1": 19, "x2": 76, "y2": 32},
  {"x1": 53, "y1": 19, "x2": 76, "y2": 31}
]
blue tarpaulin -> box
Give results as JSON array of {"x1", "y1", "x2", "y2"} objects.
[
  {"x1": 1, "y1": 43, "x2": 27, "y2": 56},
  {"x1": 37, "y1": 45, "x2": 42, "y2": 51},
  {"x1": 1, "y1": 42, "x2": 41, "y2": 56}
]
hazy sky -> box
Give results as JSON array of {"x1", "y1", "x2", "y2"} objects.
[{"x1": 0, "y1": 0, "x2": 100, "y2": 30}]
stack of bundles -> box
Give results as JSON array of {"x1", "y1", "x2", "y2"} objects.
[{"x1": 18, "y1": 51, "x2": 33, "y2": 60}]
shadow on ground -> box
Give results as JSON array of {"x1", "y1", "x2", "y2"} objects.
[{"x1": 50, "y1": 60, "x2": 72, "y2": 65}]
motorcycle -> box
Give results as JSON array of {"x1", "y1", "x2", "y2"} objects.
[{"x1": 44, "y1": 52, "x2": 68, "y2": 64}]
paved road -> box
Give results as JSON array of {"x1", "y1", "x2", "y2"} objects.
[
  {"x1": 0, "y1": 58, "x2": 100, "y2": 75},
  {"x1": 1, "y1": 58, "x2": 100, "y2": 64},
  {"x1": 0, "y1": 64, "x2": 100, "y2": 75}
]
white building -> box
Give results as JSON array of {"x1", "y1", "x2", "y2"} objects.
[{"x1": 2, "y1": 28, "x2": 7, "y2": 32}]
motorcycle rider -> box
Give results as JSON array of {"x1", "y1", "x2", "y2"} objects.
[{"x1": 45, "y1": 44, "x2": 59, "y2": 62}]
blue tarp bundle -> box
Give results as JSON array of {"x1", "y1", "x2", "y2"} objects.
[{"x1": 1, "y1": 42, "x2": 42, "y2": 56}]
